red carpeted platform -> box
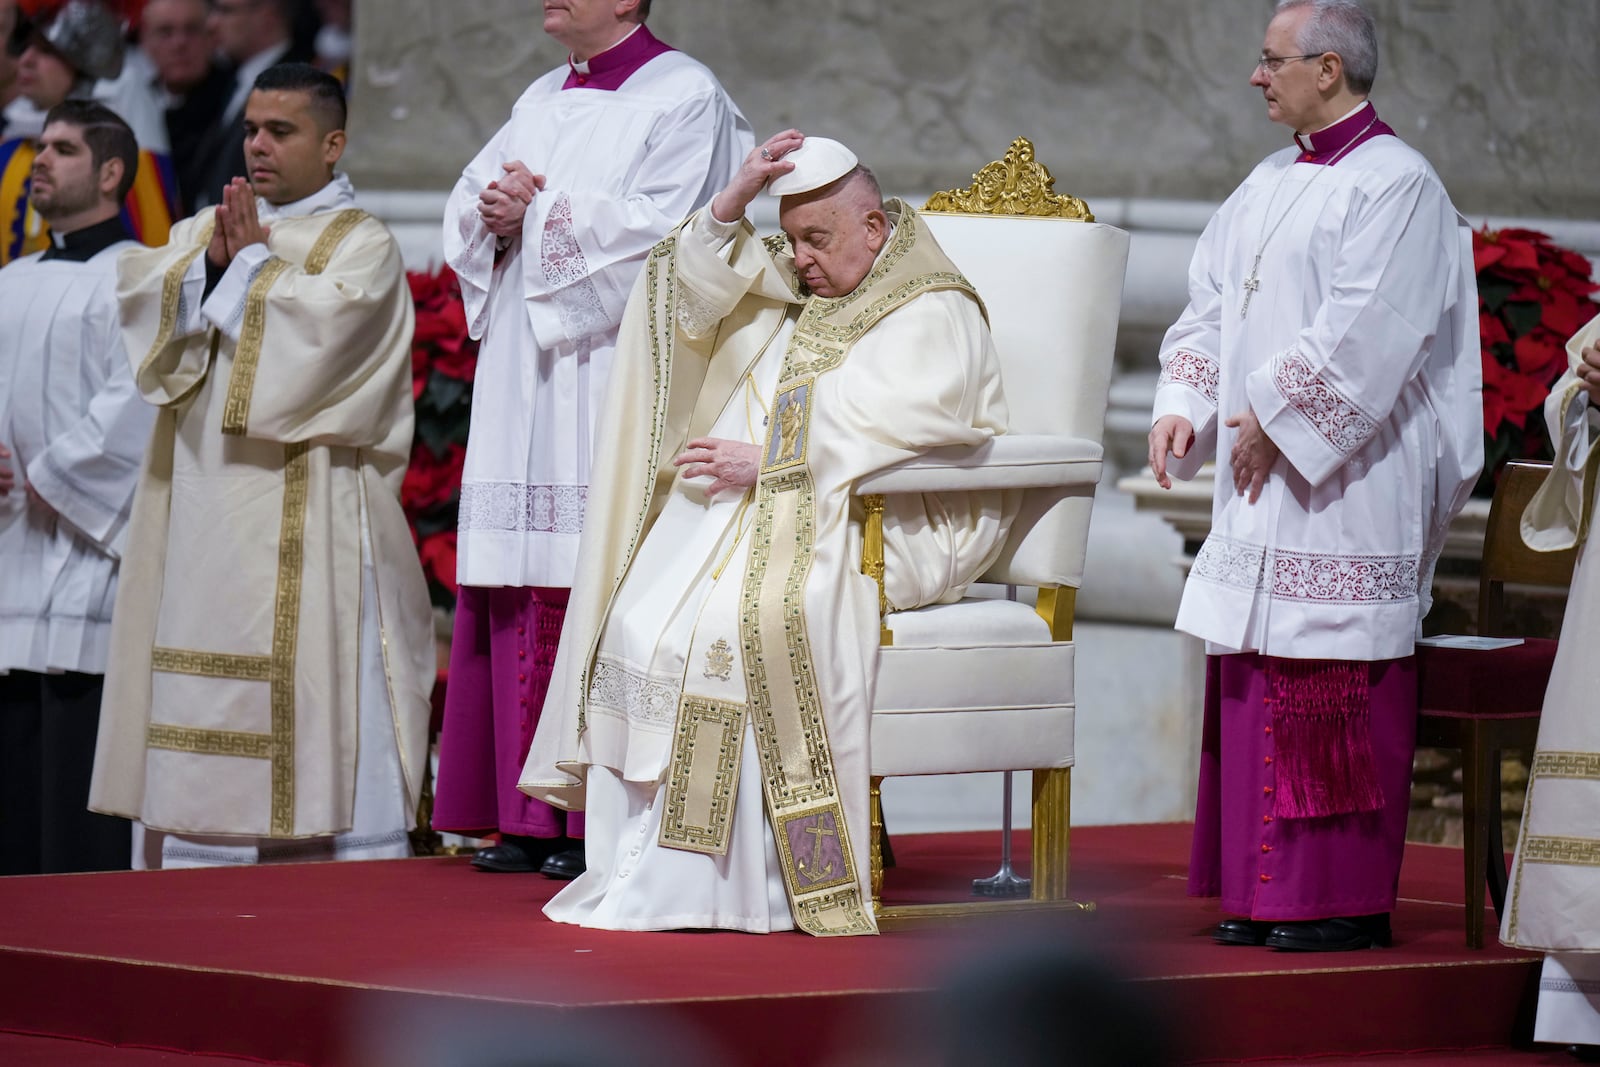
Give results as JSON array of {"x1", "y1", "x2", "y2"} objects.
[{"x1": 0, "y1": 824, "x2": 1545, "y2": 1065}]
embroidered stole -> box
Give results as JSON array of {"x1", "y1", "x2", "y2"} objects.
[{"x1": 654, "y1": 203, "x2": 978, "y2": 935}]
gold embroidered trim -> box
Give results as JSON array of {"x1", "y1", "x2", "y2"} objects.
[
  {"x1": 220, "y1": 209, "x2": 368, "y2": 436},
  {"x1": 148, "y1": 724, "x2": 271, "y2": 759},
  {"x1": 268, "y1": 441, "x2": 311, "y2": 835},
  {"x1": 774, "y1": 804, "x2": 854, "y2": 893},
  {"x1": 659, "y1": 696, "x2": 746, "y2": 854},
  {"x1": 1519, "y1": 835, "x2": 1600, "y2": 867},
  {"x1": 138, "y1": 221, "x2": 214, "y2": 377},
  {"x1": 151, "y1": 647, "x2": 273, "y2": 681},
  {"x1": 221, "y1": 257, "x2": 292, "y2": 435},
  {"x1": 1531, "y1": 751, "x2": 1600, "y2": 780}
]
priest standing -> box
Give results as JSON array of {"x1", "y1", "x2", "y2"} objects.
[
  {"x1": 1501, "y1": 315, "x2": 1600, "y2": 1055},
  {"x1": 1147, "y1": 0, "x2": 1481, "y2": 952},
  {"x1": 435, "y1": 0, "x2": 750, "y2": 881},
  {"x1": 0, "y1": 101, "x2": 152, "y2": 875},
  {"x1": 89, "y1": 64, "x2": 437, "y2": 868},
  {"x1": 520, "y1": 133, "x2": 1016, "y2": 936}
]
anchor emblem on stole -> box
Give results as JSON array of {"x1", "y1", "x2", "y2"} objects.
[{"x1": 796, "y1": 819, "x2": 836, "y2": 884}]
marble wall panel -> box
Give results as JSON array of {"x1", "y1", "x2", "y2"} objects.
[{"x1": 347, "y1": 0, "x2": 1600, "y2": 218}]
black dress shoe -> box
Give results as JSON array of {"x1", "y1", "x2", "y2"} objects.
[
  {"x1": 1212, "y1": 918, "x2": 1274, "y2": 946},
  {"x1": 470, "y1": 840, "x2": 539, "y2": 873},
  {"x1": 1265, "y1": 914, "x2": 1393, "y2": 952},
  {"x1": 1568, "y1": 1045, "x2": 1600, "y2": 1064},
  {"x1": 539, "y1": 848, "x2": 586, "y2": 880}
]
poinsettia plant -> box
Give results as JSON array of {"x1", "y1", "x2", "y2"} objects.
[
  {"x1": 403, "y1": 265, "x2": 476, "y2": 608},
  {"x1": 1475, "y1": 227, "x2": 1598, "y2": 495}
]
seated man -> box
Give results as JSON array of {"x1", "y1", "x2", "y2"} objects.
[{"x1": 521, "y1": 132, "x2": 1018, "y2": 936}]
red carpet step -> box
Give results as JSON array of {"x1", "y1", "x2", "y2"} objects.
[{"x1": 0, "y1": 824, "x2": 1545, "y2": 1066}]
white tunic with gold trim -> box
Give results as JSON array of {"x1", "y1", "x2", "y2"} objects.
[
  {"x1": 521, "y1": 204, "x2": 1015, "y2": 935},
  {"x1": 1502, "y1": 314, "x2": 1600, "y2": 1044},
  {"x1": 89, "y1": 176, "x2": 437, "y2": 853}
]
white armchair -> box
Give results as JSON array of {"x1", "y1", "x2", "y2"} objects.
[{"x1": 860, "y1": 139, "x2": 1129, "y2": 924}]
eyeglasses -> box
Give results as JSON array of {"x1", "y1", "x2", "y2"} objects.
[{"x1": 1255, "y1": 53, "x2": 1324, "y2": 74}]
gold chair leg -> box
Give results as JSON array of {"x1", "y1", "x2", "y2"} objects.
[
  {"x1": 870, "y1": 776, "x2": 885, "y2": 907},
  {"x1": 1031, "y1": 767, "x2": 1071, "y2": 901}
]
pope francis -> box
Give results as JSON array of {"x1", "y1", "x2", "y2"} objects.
[{"x1": 520, "y1": 131, "x2": 1017, "y2": 936}]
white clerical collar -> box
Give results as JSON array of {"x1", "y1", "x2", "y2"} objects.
[
  {"x1": 226, "y1": 41, "x2": 292, "y2": 122},
  {"x1": 258, "y1": 172, "x2": 356, "y2": 222},
  {"x1": 1310, "y1": 100, "x2": 1371, "y2": 135},
  {"x1": 570, "y1": 23, "x2": 641, "y2": 73}
]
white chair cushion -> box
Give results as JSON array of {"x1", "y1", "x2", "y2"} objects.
[
  {"x1": 855, "y1": 435, "x2": 1102, "y2": 494},
  {"x1": 872, "y1": 598, "x2": 1074, "y2": 776}
]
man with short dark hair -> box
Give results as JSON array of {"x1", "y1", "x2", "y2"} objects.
[
  {"x1": 1148, "y1": 0, "x2": 1481, "y2": 952},
  {"x1": 435, "y1": 0, "x2": 749, "y2": 882},
  {"x1": 90, "y1": 64, "x2": 437, "y2": 870},
  {"x1": 0, "y1": 100, "x2": 153, "y2": 875},
  {"x1": 522, "y1": 133, "x2": 1016, "y2": 935}
]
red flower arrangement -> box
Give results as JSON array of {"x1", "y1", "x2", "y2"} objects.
[
  {"x1": 403, "y1": 265, "x2": 477, "y2": 606},
  {"x1": 1474, "y1": 226, "x2": 1598, "y2": 495}
]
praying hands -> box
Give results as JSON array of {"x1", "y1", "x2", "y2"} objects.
[
  {"x1": 479, "y1": 160, "x2": 545, "y2": 238},
  {"x1": 207, "y1": 178, "x2": 271, "y2": 268}
]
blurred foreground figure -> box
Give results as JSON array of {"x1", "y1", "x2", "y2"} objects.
[{"x1": 90, "y1": 64, "x2": 435, "y2": 868}]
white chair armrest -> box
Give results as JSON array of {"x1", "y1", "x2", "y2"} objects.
[{"x1": 854, "y1": 435, "x2": 1103, "y2": 494}]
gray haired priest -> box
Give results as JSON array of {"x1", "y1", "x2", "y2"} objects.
[{"x1": 519, "y1": 132, "x2": 1017, "y2": 935}]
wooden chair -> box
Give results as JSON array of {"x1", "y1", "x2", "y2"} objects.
[{"x1": 1415, "y1": 460, "x2": 1578, "y2": 948}]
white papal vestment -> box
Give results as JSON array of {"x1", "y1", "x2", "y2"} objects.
[
  {"x1": 1153, "y1": 129, "x2": 1481, "y2": 660},
  {"x1": 443, "y1": 50, "x2": 750, "y2": 589},
  {"x1": 522, "y1": 205, "x2": 1015, "y2": 935}
]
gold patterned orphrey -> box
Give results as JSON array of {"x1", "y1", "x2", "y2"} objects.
[{"x1": 923, "y1": 137, "x2": 1094, "y2": 222}]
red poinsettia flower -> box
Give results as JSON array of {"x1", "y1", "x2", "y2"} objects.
[
  {"x1": 418, "y1": 532, "x2": 459, "y2": 596},
  {"x1": 401, "y1": 443, "x2": 467, "y2": 511}
]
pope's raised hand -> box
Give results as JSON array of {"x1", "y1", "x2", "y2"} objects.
[
  {"x1": 674, "y1": 437, "x2": 761, "y2": 498},
  {"x1": 710, "y1": 130, "x2": 804, "y2": 224}
]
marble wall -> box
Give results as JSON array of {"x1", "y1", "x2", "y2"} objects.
[{"x1": 347, "y1": 0, "x2": 1600, "y2": 219}]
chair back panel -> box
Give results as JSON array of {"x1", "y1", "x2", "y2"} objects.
[
  {"x1": 1480, "y1": 460, "x2": 1579, "y2": 635},
  {"x1": 919, "y1": 212, "x2": 1129, "y2": 588}
]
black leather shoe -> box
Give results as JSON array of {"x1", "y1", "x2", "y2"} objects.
[
  {"x1": 470, "y1": 840, "x2": 539, "y2": 873},
  {"x1": 540, "y1": 848, "x2": 586, "y2": 880},
  {"x1": 1212, "y1": 918, "x2": 1273, "y2": 946},
  {"x1": 1568, "y1": 1045, "x2": 1600, "y2": 1064},
  {"x1": 1265, "y1": 914, "x2": 1393, "y2": 952}
]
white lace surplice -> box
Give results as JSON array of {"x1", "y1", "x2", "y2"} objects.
[
  {"x1": 443, "y1": 53, "x2": 751, "y2": 590},
  {"x1": 1152, "y1": 135, "x2": 1481, "y2": 661}
]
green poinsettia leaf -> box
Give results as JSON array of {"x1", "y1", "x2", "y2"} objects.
[
  {"x1": 1478, "y1": 278, "x2": 1516, "y2": 313},
  {"x1": 416, "y1": 417, "x2": 455, "y2": 456},
  {"x1": 425, "y1": 372, "x2": 468, "y2": 411},
  {"x1": 1501, "y1": 300, "x2": 1543, "y2": 339}
]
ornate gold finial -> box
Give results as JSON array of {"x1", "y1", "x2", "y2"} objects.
[{"x1": 923, "y1": 137, "x2": 1094, "y2": 222}]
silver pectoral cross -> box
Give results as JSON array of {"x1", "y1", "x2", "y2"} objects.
[{"x1": 1240, "y1": 254, "x2": 1262, "y2": 319}]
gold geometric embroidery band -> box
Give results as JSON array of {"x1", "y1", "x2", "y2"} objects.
[
  {"x1": 1520, "y1": 835, "x2": 1600, "y2": 867},
  {"x1": 304, "y1": 208, "x2": 368, "y2": 273},
  {"x1": 151, "y1": 647, "x2": 273, "y2": 681},
  {"x1": 659, "y1": 696, "x2": 746, "y2": 855},
  {"x1": 139, "y1": 223, "x2": 213, "y2": 377},
  {"x1": 221, "y1": 257, "x2": 292, "y2": 435},
  {"x1": 269, "y1": 441, "x2": 311, "y2": 836},
  {"x1": 148, "y1": 724, "x2": 271, "y2": 759},
  {"x1": 1532, "y1": 751, "x2": 1600, "y2": 780}
]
